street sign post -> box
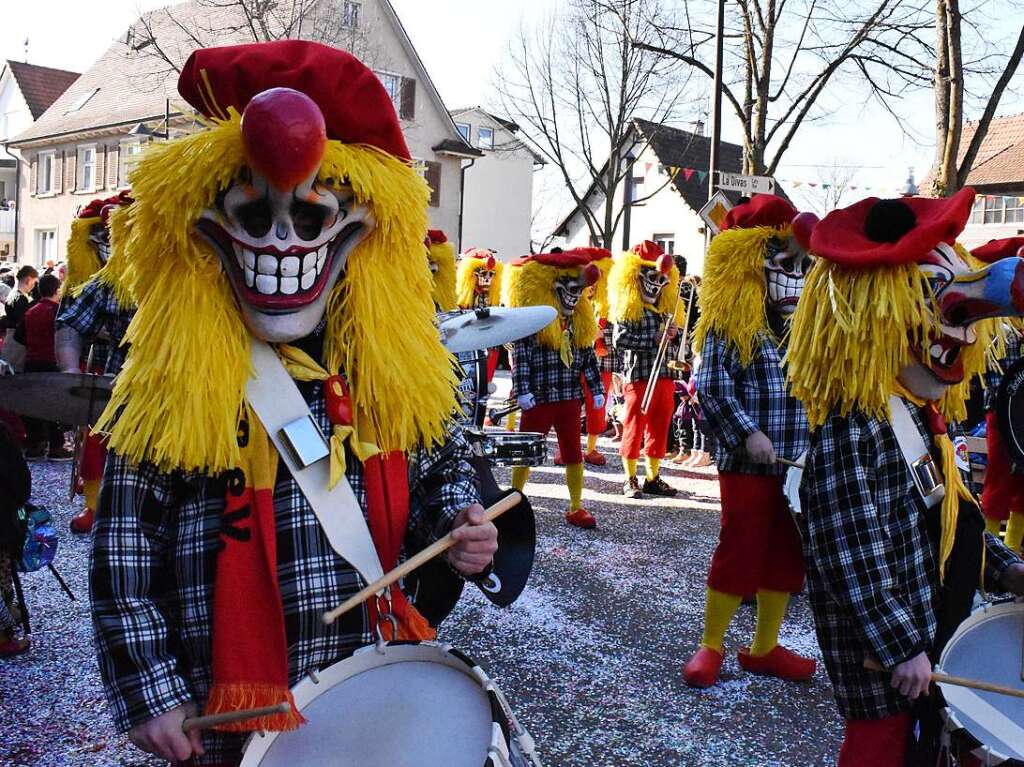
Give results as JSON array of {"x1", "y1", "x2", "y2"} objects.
[
  {"x1": 698, "y1": 190, "x2": 734, "y2": 237},
  {"x1": 716, "y1": 172, "x2": 775, "y2": 195}
]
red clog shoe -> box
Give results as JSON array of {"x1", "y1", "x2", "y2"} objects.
[
  {"x1": 70, "y1": 507, "x2": 95, "y2": 535},
  {"x1": 683, "y1": 646, "x2": 724, "y2": 688},
  {"x1": 564, "y1": 508, "x2": 597, "y2": 529},
  {"x1": 738, "y1": 645, "x2": 816, "y2": 681},
  {"x1": 583, "y1": 449, "x2": 606, "y2": 466}
]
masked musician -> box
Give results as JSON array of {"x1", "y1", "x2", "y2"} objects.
[
  {"x1": 609, "y1": 240, "x2": 680, "y2": 499},
  {"x1": 426, "y1": 229, "x2": 457, "y2": 313},
  {"x1": 974, "y1": 238, "x2": 1024, "y2": 555},
  {"x1": 54, "y1": 191, "x2": 134, "y2": 534},
  {"x1": 89, "y1": 42, "x2": 497, "y2": 766},
  {"x1": 683, "y1": 195, "x2": 815, "y2": 688},
  {"x1": 507, "y1": 249, "x2": 604, "y2": 529},
  {"x1": 787, "y1": 190, "x2": 1024, "y2": 766},
  {"x1": 457, "y1": 247, "x2": 503, "y2": 383}
]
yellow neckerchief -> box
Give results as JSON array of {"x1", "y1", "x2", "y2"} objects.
[
  {"x1": 276, "y1": 344, "x2": 381, "y2": 488},
  {"x1": 891, "y1": 381, "x2": 977, "y2": 581},
  {"x1": 559, "y1": 316, "x2": 574, "y2": 368}
]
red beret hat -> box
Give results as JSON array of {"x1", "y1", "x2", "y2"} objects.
[
  {"x1": 426, "y1": 230, "x2": 448, "y2": 246},
  {"x1": 810, "y1": 188, "x2": 975, "y2": 269},
  {"x1": 79, "y1": 190, "x2": 133, "y2": 220},
  {"x1": 721, "y1": 194, "x2": 797, "y2": 231},
  {"x1": 512, "y1": 248, "x2": 601, "y2": 285},
  {"x1": 178, "y1": 40, "x2": 410, "y2": 161},
  {"x1": 971, "y1": 236, "x2": 1024, "y2": 263},
  {"x1": 78, "y1": 197, "x2": 107, "y2": 219},
  {"x1": 631, "y1": 241, "x2": 664, "y2": 261}
]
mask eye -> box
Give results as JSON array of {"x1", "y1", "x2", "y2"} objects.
[
  {"x1": 291, "y1": 199, "x2": 329, "y2": 241},
  {"x1": 236, "y1": 198, "x2": 273, "y2": 239},
  {"x1": 919, "y1": 264, "x2": 954, "y2": 298}
]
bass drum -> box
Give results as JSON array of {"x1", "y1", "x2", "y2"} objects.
[
  {"x1": 455, "y1": 349, "x2": 489, "y2": 428},
  {"x1": 239, "y1": 641, "x2": 543, "y2": 767},
  {"x1": 938, "y1": 599, "x2": 1024, "y2": 765}
]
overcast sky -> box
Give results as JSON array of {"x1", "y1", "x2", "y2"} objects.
[{"x1": 3, "y1": 0, "x2": 1023, "y2": 213}]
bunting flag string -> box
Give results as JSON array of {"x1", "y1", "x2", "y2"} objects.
[{"x1": 653, "y1": 163, "x2": 916, "y2": 196}]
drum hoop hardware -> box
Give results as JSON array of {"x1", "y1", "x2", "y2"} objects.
[
  {"x1": 373, "y1": 593, "x2": 397, "y2": 650},
  {"x1": 484, "y1": 678, "x2": 540, "y2": 763}
]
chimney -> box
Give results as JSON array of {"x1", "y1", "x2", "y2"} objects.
[{"x1": 690, "y1": 119, "x2": 705, "y2": 137}]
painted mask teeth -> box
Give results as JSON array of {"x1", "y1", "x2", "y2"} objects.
[{"x1": 235, "y1": 242, "x2": 329, "y2": 296}]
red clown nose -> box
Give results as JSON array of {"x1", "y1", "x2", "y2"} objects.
[
  {"x1": 241, "y1": 87, "x2": 327, "y2": 189},
  {"x1": 582, "y1": 263, "x2": 600, "y2": 287},
  {"x1": 791, "y1": 211, "x2": 819, "y2": 252},
  {"x1": 656, "y1": 254, "x2": 673, "y2": 275}
]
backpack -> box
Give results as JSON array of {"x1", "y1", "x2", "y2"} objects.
[{"x1": 14, "y1": 502, "x2": 58, "y2": 573}]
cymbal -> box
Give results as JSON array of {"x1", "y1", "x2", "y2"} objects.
[
  {"x1": 0, "y1": 372, "x2": 113, "y2": 426},
  {"x1": 439, "y1": 306, "x2": 558, "y2": 353}
]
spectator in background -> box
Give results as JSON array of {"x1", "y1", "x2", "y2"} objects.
[
  {"x1": 1, "y1": 266, "x2": 37, "y2": 369},
  {"x1": 15, "y1": 274, "x2": 72, "y2": 461}
]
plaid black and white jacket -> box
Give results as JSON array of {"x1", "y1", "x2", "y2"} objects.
[
  {"x1": 695, "y1": 331, "x2": 808, "y2": 475},
  {"x1": 510, "y1": 325, "x2": 603, "y2": 405},
  {"x1": 800, "y1": 401, "x2": 1021, "y2": 719},
  {"x1": 596, "y1": 319, "x2": 619, "y2": 375},
  {"x1": 90, "y1": 379, "x2": 479, "y2": 766},
  {"x1": 983, "y1": 326, "x2": 1023, "y2": 411},
  {"x1": 613, "y1": 310, "x2": 671, "y2": 384},
  {"x1": 56, "y1": 280, "x2": 134, "y2": 375}
]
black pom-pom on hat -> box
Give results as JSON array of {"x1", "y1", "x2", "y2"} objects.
[{"x1": 864, "y1": 199, "x2": 917, "y2": 244}]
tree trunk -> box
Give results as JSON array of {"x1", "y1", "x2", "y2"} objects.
[
  {"x1": 937, "y1": 0, "x2": 964, "y2": 196},
  {"x1": 931, "y1": 0, "x2": 950, "y2": 195}
]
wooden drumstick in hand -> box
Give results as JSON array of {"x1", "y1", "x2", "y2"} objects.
[
  {"x1": 321, "y1": 491, "x2": 522, "y2": 625},
  {"x1": 182, "y1": 703, "x2": 292, "y2": 732},
  {"x1": 864, "y1": 658, "x2": 1024, "y2": 700}
]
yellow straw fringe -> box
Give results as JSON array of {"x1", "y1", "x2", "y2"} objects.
[
  {"x1": 428, "y1": 240, "x2": 457, "y2": 311},
  {"x1": 456, "y1": 255, "x2": 502, "y2": 308},
  {"x1": 608, "y1": 250, "x2": 679, "y2": 323},
  {"x1": 505, "y1": 260, "x2": 598, "y2": 350},
  {"x1": 591, "y1": 255, "x2": 614, "y2": 320},
  {"x1": 64, "y1": 217, "x2": 103, "y2": 297},
  {"x1": 692, "y1": 225, "x2": 784, "y2": 366},
  {"x1": 98, "y1": 112, "x2": 458, "y2": 473}
]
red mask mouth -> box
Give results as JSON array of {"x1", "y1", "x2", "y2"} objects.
[{"x1": 911, "y1": 331, "x2": 966, "y2": 385}]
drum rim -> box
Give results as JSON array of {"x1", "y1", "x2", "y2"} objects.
[
  {"x1": 239, "y1": 640, "x2": 511, "y2": 766},
  {"x1": 938, "y1": 598, "x2": 1024, "y2": 765}
]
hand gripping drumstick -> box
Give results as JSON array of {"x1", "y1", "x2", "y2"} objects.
[
  {"x1": 321, "y1": 491, "x2": 523, "y2": 626},
  {"x1": 775, "y1": 457, "x2": 804, "y2": 470},
  {"x1": 181, "y1": 703, "x2": 292, "y2": 732},
  {"x1": 864, "y1": 658, "x2": 1024, "y2": 700}
]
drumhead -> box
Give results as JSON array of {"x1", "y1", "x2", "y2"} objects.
[
  {"x1": 241, "y1": 643, "x2": 500, "y2": 767},
  {"x1": 938, "y1": 600, "x2": 1024, "y2": 763}
]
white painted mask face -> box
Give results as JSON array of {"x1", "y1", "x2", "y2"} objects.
[
  {"x1": 638, "y1": 265, "x2": 669, "y2": 305},
  {"x1": 196, "y1": 167, "x2": 374, "y2": 342},
  {"x1": 475, "y1": 268, "x2": 495, "y2": 294},
  {"x1": 87, "y1": 221, "x2": 111, "y2": 265},
  {"x1": 764, "y1": 235, "x2": 813, "y2": 316},
  {"x1": 553, "y1": 273, "x2": 586, "y2": 316}
]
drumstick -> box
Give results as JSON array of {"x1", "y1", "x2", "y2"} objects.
[
  {"x1": 776, "y1": 456, "x2": 805, "y2": 470},
  {"x1": 864, "y1": 659, "x2": 1024, "y2": 700},
  {"x1": 181, "y1": 703, "x2": 291, "y2": 732},
  {"x1": 321, "y1": 491, "x2": 523, "y2": 626}
]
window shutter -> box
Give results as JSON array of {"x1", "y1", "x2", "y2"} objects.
[
  {"x1": 109, "y1": 145, "x2": 119, "y2": 188},
  {"x1": 66, "y1": 151, "x2": 76, "y2": 193},
  {"x1": 55, "y1": 152, "x2": 64, "y2": 194},
  {"x1": 400, "y1": 78, "x2": 416, "y2": 120},
  {"x1": 30, "y1": 157, "x2": 37, "y2": 197},
  {"x1": 424, "y1": 161, "x2": 441, "y2": 207}
]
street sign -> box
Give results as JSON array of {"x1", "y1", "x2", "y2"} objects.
[
  {"x1": 716, "y1": 172, "x2": 775, "y2": 195},
  {"x1": 698, "y1": 190, "x2": 733, "y2": 236}
]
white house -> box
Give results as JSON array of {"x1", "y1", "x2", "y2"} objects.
[
  {"x1": 0, "y1": 60, "x2": 79, "y2": 262},
  {"x1": 552, "y1": 119, "x2": 752, "y2": 275},
  {"x1": 450, "y1": 107, "x2": 541, "y2": 260},
  {"x1": 6, "y1": 0, "x2": 480, "y2": 268}
]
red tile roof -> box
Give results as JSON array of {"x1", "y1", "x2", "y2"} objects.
[
  {"x1": 959, "y1": 113, "x2": 1024, "y2": 187},
  {"x1": 6, "y1": 60, "x2": 81, "y2": 120}
]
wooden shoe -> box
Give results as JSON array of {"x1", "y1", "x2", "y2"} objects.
[
  {"x1": 683, "y1": 646, "x2": 724, "y2": 688},
  {"x1": 565, "y1": 508, "x2": 597, "y2": 529},
  {"x1": 738, "y1": 645, "x2": 816, "y2": 681}
]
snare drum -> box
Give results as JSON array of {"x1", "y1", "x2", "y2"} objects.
[
  {"x1": 938, "y1": 599, "x2": 1024, "y2": 765},
  {"x1": 480, "y1": 432, "x2": 547, "y2": 468},
  {"x1": 240, "y1": 641, "x2": 542, "y2": 767}
]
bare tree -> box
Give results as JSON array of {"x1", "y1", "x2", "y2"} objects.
[
  {"x1": 931, "y1": 2, "x2": 1024, "y2": 195},
  {"x1": 791, "y1": 160, "x2": 862, "y2": 216},
  {"x1": 493, "y1": 0, "x2": 693, "y2": 250},
  {"x1": 632, "y1": 0, "x2": 935, "y2": 176}
]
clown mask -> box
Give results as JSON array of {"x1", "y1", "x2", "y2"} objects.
[
  {"x1": 196, "y1": 88, "x2": 375, "y2": 343},
  {"x1": 639, "y1": 256, "x2": 672, "y2": 305},
  {"x1": 88, "y1": 220, "x2": 111, "y2": 266},
  {"x1": 475, "y1": 266, "x2": 496, "y2": 296},
  {"x1": 765, "y1": 213, "x2": 816, "y2": 316},
  {"x1": 554, "y1": 264, "x2": 599, "y2": 317}
]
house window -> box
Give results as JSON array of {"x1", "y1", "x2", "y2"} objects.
[
  {"x1": 34, "y1": 228, "x2": 56, "y2": 267},
  {"x1": 970, "y1": 197, "x2": 984, "y2": 224},
  {"x1": 36, "y1": 151, "x2": 55, "y2": 195},
  {"x1": 120, "y1": 140, "x2": 145, "y2": 185},
  {"x1": 342, "y1": 1, "x2": 360, "y2": 27},
  {"x1": 413, "y1": 158, "x2": 441, "y2": 207},
  {"x1": 65, "y1": 87, "x2": 99, "y2": 114},
  {"x1": 456, "y1": 122, "x2": 471, "y2": 142},
  {"x1": 984, "y1": 196, "x2": 1005, "y2": 224},
  {"x1": 377, "y1": 72, "x2": 401, "y2": 108},
  {"x1": 477, "y1": 127, "x2": 494, "y2": 149},
  {"x1": 629, "y1": 175, "x2": 645, "y2": 202},
  {"x1": 653, "y1": 233, "x2": 675, "y2": 254},
  {"x1": 78, "y1": 145, "x2": 97, "y2": 192},
  {"x1": 1004, "y1": 196, "x2": 1024, "y2": 224}
]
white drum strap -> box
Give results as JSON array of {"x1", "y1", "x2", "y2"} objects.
[
  {"x1": 889, "y1": 396, "x2": 945, "y2": 509},
  {"x1": 246, "y1": 339, "x2": 384, "y2": 586},
  {"x1": 940, "y1": 683, "x2": 1024, "y2": 754}
]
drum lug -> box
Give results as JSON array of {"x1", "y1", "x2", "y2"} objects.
[
  {"x1": 306, "y1": 668, "x2": 320, "y2": 685},
  {"x1": 485, "y1": 680, "x2": 541, "y2": 765}
]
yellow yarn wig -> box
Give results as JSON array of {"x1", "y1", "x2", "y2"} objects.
[
  {"x1": 505, "y1": 258, "x2": 598, "y2": 350},
  {"x1": 64, "y1": 216, "x2": 103, "y2": 296},
  {"x1": 591, "y1": 252, "x2": 614, "y2": 320},
  {"x1": 97, "y1": 111, "x2": 458, "y2": 474},
  {"x1": 75, "y1": 204, "x2": 137, "y2": 308},
  {"x1": 608, "y1": 250, "x2": 679, "y2": 324},
  {"x1": 456, "y1": 249, "x2": 502, "y2": 308},
  {"x1": 692, "y1": 225, "x2": 785, "y2": 366},
  {"x1": 786, "y1": 259, "x2": 995, "y2": 428},
  {"x1": 428, "y1": 239, "x2": 457, "y2": 312}
]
